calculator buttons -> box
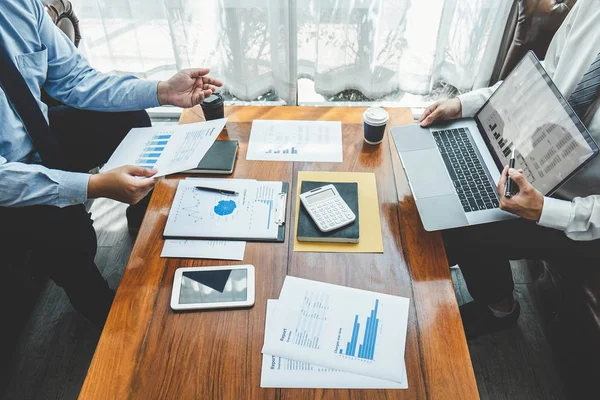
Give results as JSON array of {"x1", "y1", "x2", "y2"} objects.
[{"x1": 300, "y1": 184, "x2": 356, "y2": 232}]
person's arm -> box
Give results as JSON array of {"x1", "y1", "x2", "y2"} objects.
[
  {"x1": 497, "y1": 166, "x2": 600, "y2": 241},
  {"x1": 33, "y1": 0, "x2": 222, "y2": 111},
  {"x1": 538, "y1": 196, "x2": 600, "y2": 241},
  {"x1": 33, "y1": 0, "x2": 159, "y2": 111},
  {"x1": 418, "y1": 81, "x2": 502, "y2": 126},
  {"x1": 0, "y1": 152, "x2": 160, "y2": 207},
  {"x1": 456, "y1": 81, "x2": 502, "y2": 118},
  {"x1": 0, "y1": 155, "x2": 89, "y2": 207}
]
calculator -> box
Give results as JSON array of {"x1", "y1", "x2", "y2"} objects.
[{"x1": 299, "y1": 184, "x2": 356, "y2": 232}]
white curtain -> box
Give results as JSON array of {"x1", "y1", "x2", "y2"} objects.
[{"x1": 71, "y1": 0, "x2": 512, "y2": 104}]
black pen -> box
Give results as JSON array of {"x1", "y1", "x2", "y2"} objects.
[
  {"x1": 194, "y1": 186, "x2": 239, "y2": 196},
  {"x1": 504, "y1": 149, "x2": 516, "y2": 198}
]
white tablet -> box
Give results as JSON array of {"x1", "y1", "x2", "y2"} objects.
[{"x1": 170, "y1": 265, "x2": 255, "y2": 311}]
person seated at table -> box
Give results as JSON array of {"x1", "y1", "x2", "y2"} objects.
[
  {"x1": 0, "y1": 0, "x2": 222, "y2": 326},
  {"x1": 417, "y1": 0, "x2": 600, "y2": 339}
]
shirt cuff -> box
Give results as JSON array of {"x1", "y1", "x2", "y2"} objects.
[
  {"x1": 457, "y1": 91, "x2": 484, "y2": 118},
  {"x1": 537, "y1": 197, "x2": 573, "y2": 231},
  {"x1": 55, "y1": 170, "x2": 91, "y2": 207},
  {"x1": 135, "y1": 79, "x2": 161, "y2": 109}
]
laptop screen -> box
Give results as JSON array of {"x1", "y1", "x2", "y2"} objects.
[{"x1": 475, "y1": 51, "x2": 598, "y2": 195}]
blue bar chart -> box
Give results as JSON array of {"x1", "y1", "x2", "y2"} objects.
[
  {"x1": 340, "y1": 299, "x2": 379, "y2": 361},
  {"x1": 137, "y1": 134, "x2": 171, "y2": 168},
  {"x1": 266, "y1": 147, "x2": 299, "y2": 155}
]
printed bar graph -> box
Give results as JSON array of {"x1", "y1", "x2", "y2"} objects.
[
  {"x1": 137, "y1": 134, "x2": 171, "y2": 169},
  {"x1": 340, "y1": 299, "x2": 379, "y2": 361},
  {"x1": 265, "y1": 147, "x2": 299, "y2": 155},
  {"x1": 345, "y1": 315, "x2": 360, "y2": 357}
]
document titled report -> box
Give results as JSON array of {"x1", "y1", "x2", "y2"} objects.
[
  {"x1": 101, "y1": 119, "x2": 227, "y2": 177},
  {"x1": 261, "y1": 300, "x2": 407, "y2": 389},
  {"x1": 262, "y1": 276, "x2": 410, "y2": 384},
  {"x1": 247, "y1": 120, "x2": 343, "y2": 162}
]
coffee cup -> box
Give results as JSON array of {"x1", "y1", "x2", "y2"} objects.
[
  {"x1": 200, "y1": 93, "x2": 225, "y2": 121},
  {"x1": 363, "y1": 107, "x2": 389, "y2": 145}
]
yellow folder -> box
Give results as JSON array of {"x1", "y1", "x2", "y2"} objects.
[{"x1": 294, "y1": 171, "x2": 384, "y2": 253}]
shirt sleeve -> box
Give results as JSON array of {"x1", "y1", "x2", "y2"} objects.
[
  {"x1": 538, "y1": 196, "x2": 600, "y2": 241},
  {"x1": 34, "y1": 0, "x2": 160, "y2": 111},
  {"x1": 457, "y1": 81, "x2": 502, "y2": 117},
  {"x1": 0, "y1": 155, "x2": 90, "y2": 207}
]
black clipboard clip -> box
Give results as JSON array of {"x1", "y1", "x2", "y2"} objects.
[{"x1": 275, "y1": 192, "x2": 287, "y2": 226}]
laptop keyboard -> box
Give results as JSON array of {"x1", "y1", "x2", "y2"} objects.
[{"x1": 432, "y1": 128, "x2": 499, "y2": 213}]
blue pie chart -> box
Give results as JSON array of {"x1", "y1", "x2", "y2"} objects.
[{"x1": 214, "y1": 200, "x2": 237, "y2": 216}]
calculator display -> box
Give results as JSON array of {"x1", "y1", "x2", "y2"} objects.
[{"x1": 306, "y1": 189, "x2": 335, "y2": 204}]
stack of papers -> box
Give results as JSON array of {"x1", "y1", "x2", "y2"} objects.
[
  {"x1": 261, "y1": 277, "x2": 410, "y2": 389},
  {"x1": 102, "y1": 119, "x2": 227, "y2": 177}
]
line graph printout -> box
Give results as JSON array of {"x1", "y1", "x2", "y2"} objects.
[
  {"x1": 261, "y1": 300, "x2": 408, "y2": 389},
  {"x1": 262, "y1": 277, "x2": 410, "y2": 383},
  {"x1": 101, "y1": 119, "x2": 227, "y2": 177},
  {"x1": 247, "y1": 120, "x2": 343, "y2": 162},
  {"x1": 164, "y1": 178, "x2": 282, "y2": 240},
  {"x1": 477, "y1": 53, "x2": 595, "y2": 194}
]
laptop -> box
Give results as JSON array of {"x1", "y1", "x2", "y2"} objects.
[{"x1": 391, "y1": 51, "x2": 599, "y2": 231}]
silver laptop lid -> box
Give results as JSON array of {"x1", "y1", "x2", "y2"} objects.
[{"x1": 474, "y1": 51, "x2": 599, "y2": 195}]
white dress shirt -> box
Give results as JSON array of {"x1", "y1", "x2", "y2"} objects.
[{"x1": 458, "y1": 0, "x2": 600, "y2": 241}]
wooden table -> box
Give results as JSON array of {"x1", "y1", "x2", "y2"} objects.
[{"x1": 79, "y1": 106, "x2": 478, "y2": 399}]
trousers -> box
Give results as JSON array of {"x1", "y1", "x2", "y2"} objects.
[{"x1": 0, "y1": 107, "x2": 151, "y2": 320}]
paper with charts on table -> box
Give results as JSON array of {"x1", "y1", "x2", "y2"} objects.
[
  {"x1": 163, "y1": 178, "x2": 287, "y2": 241},
  {"x1": 101, "y1": 119, "x2": 227, "y2": 177},
  {"x1": 160, "y1": 239, "x2": 246, "y2": 260},
  {"x1": 261, "y1": 300, "x2": 407, "y2": 389},
  {"x1": 261, "y1": 276, "x2": 410, "y2": 387},
  {"x1": 246, "y1": 120, "x2": 343, "y2": 162}
]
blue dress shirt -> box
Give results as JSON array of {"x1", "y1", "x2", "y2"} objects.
[{"x1": 0, "y1": 0, "x2": 160, "y2": 207}]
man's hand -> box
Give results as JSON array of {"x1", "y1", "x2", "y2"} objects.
[
  {"x1": 418, "y1": 98, "x2": 462, "y2": 127},
  {"x1": 157, "y1": 68, "x2": 223, "y2": 108},
  {"x1": 497, "y1": 166, "x2": 544, "y2": 221},
  {"x1": 88, "y1": 166, "x2": 158, "y2": 205}
]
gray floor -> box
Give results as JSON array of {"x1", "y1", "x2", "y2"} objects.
[{"x1": 1, "y1": 199, "x2": 571, "y2": 399}]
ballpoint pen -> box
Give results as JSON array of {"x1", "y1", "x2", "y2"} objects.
[
  {"x1": 194, "y1": 186, "x2": 239, "y2": 195},
  {"x1": 504, "y1": 148, "x2": 516, "y2": 198}
]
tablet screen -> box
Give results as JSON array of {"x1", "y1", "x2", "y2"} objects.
[
  {"x1": 179, "y1": 269, "x2": 248, "y2": 304},
  {"x1": 476, "y1": 52, "x2": 598, "y2": 195}
]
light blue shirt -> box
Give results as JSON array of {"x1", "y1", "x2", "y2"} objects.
[{"x1": 0, "y1": 0, "x2": 160, "y2": 207}]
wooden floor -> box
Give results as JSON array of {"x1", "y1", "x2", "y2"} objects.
[{"x1": 1, "y1": 201, "x2": 572, "y2": 400}]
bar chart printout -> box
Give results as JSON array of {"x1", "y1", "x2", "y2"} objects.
[
  {"x1": 137, "y1": 134, "x2": 171, "y2": 169},
  {"x1": 340, "y1": 300, "x2": 379, "y2": 361},
  {"x1": 101, "y1": 119, "x2": 227, "y2": 177},
  {"x1": 262, "y1": 276, "x2": 410, "y2": 384}
]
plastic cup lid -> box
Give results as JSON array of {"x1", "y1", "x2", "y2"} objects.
[
  {"x1": 363, "y1": 107, "x2": 389, "y2": 126},
  {"x1": 202, "y1": 93, "x2": 223, "y2": 105}
]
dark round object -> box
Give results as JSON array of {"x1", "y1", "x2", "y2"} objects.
[{"x1": 200, "y1": 93, "x2": 225, "y2": 120}]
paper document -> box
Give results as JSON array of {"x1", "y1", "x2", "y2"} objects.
[
  {"x1": 262, "y1": 276, "x2": 410, "y2": 384},
  {"x1": 164, "y1": 178, "x2": 283, "y2": 240},
  {"x1": 161, "y1": 240, "x2": 246, "y2": 260},
  {"x1": 261, "y1": 300, "x2": 407, "y2": 389},
  {"x1": 247, "y1": 120, "x2": 343, "y2": 162},
  {"x1": 101, "y1": 119, "x2": 227, "y2": 177}
]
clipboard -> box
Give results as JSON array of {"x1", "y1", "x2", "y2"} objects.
[{"x1": 163, "y1": 181, "x2": 289, "y2": 242}]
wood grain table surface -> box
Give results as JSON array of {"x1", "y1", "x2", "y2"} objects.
[{"x1": 79, "y1": 106, "x2": 479, "y2": 400}]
